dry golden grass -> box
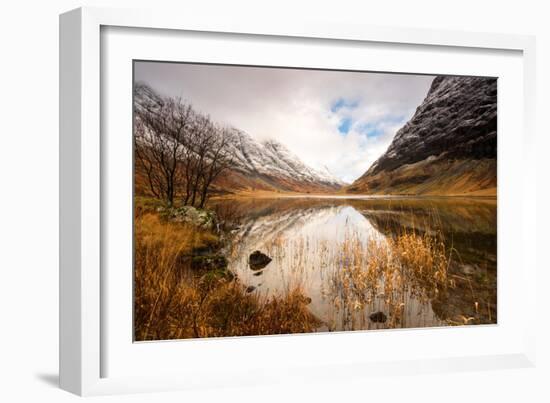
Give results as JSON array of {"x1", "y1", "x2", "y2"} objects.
[
  {"x1": 392, "y1": 232, "x2": 449, "y2": 293},
  {"x1": 329, "y1": 230, "x2": 450, "y2": 329},
  {"x1": 347, "y1": 158, "x2": 496, "y2": 196},
  {"x1": 134, "y1": 212, "x2": 320, "y2": 341}
]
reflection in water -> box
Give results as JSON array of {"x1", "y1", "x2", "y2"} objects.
[{"x1": 211, "y1": 196, "x2": 497, "y2": 331}]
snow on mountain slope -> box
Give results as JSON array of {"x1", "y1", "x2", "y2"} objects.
[
  {"x1": 134, "y1": 83, "x2": 345, "y2": 193},
  {"x1": 227, "y1": 129, "x2": 344, "y2": 189},
  {"x1": 347, "y1": 76, "x2": 497, "y2": 196}
]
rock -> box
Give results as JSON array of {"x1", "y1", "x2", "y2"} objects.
[
  {"x1": 300, "y1": 296, "x2": 312, "y2": 305},
  {"x1": 369, "y1": 311, "x2": 387, "y2": 323},
  {"x1": 460, "y1": 264, "x2": 476, "y2": 275},
  {"x1": 249, "y1": 250, "x2": 272, "y2": 271},
  {"x1": 161, "y1": 206, "x2": 219, "y2": 231},
  {"x1": 199, "y1": 268, "x2": 234, "y2": 285},
  {"x1": 190, "y1": 245, "x2": 217, "y2": 256},
  {"x1": 191, "y1": 254, "x2": 228, "y2": 271}
]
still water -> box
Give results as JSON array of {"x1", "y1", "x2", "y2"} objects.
[{"x1": 212, "y1": 196, "x2": 497, "y2": 331}]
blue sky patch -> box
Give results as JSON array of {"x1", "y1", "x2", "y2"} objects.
[
  {"x1": 338, "y1": 118, "x2": 353, "y2": 135},
  {"x1": 356, "y1": 122, "x2": 384, "y2": 138},
  {"x1": 331, "y1": 98, "x2": 359, "y2": 113},
  {"x1": 356, "y1": 115, "x2": 406, "y2": 139}
]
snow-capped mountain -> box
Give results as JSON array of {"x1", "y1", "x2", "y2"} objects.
[
  {"x1": 226, "y1": 129, "x2": 344, "y2": 190},
  {"x1": 134, "y1": 83, "x2": 345, "y2": 193},
  {"x1": 348, "y1": 76, "x2": 497, "y2": 196}
]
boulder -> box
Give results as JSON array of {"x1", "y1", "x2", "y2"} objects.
[
  {"x1": 369, "y1": 311, "x2": 387, "y2": 323},
  {"x1": 460, "y1": 264, "x2": 476, "y2": 276},
  {"x1": 249, "y1": 250, "x2": 272, "y2": 271},
  {"x1": 198, "y1": 268, "x2": 235, "y2": 286},
  {"x1": 191, "y1": 254, "x2": 228, "y2": 271},
  {"x1": 161, "y1": 206, "x2": 218, "y2": 231}
]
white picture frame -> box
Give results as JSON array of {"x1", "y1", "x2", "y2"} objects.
[{"x1": 59, "y1": 6, "x2": 537, "y2": 396}]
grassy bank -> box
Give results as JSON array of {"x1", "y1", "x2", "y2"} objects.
[{"x1": 134, "y1": 210, "x2": 320, "y2": 341}]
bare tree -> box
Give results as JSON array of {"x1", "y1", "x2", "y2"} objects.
[
  {"x1": 184, "y1": 115, "x2": 233, "y2": 208},
  {"x1": 134, "y1": 91, "x2": 193, "y2": 206},
  {"x1": 134, "y1": 84, "x2": 234, "y2": 208},
  {"x1": 197, "y1": 127, "x2": 234, "y2": 208}
]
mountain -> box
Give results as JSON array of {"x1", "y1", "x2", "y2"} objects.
[
  {"x1": 347, "y1": 76, "x2": 497, "y2": 196},
  {"x1": 218, "y1": 129, "x2": 344, "y2": 193},
  {"x1": 134, "y1": 83, "x2": 344, "y2": 195}
]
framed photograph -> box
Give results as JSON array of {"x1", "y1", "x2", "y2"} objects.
[{"x1": 60, "y1": 7, "x2": 537, "y2": 396}]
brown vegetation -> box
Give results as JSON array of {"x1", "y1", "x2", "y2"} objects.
[
  {"x1": 346, "y1": 157, "x2": 496, "y2": 196},
  {"x1": 134, "y1": 211, "x2": 320, "y2": 341},
  {"x1": 329, "y1": 231, "x2": 450, "y2": 329},
  {"x1": 208, "y1": 168, "x2": 341, "y2": 195}
]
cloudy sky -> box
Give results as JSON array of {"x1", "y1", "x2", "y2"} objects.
[{"x1": 135, "y1": 61, "x2": 434, "y2": 183}]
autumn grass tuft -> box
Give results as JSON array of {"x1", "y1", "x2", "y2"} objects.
[
  {"x1": 330, "y1": 230, "x2": 450, "y2": 329},
  {"x1": 134, "y1": 212, "x2": 320, "y2": 341}
]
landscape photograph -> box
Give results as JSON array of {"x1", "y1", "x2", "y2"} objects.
[{"x1": 133, "y1": 61, "x2": 497, "y2": 341}]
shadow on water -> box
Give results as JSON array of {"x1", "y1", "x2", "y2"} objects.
[{"x1": 210, "y1": 196, "x2": 497, "y2": 331}]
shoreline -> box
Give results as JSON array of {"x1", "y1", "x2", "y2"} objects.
[{"x1": 210, "y1": 189, "x2": 498, "y2": 201}]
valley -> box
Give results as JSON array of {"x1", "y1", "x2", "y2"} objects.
[{"x1": 132, "y1": 68, "x2": 498, "y2": 340}]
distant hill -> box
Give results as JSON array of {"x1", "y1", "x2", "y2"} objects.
[
  {"x1": 134, "y1": 83, "x2": 345, "y2": 196},
  {"x1": 216, "y1": 128, "x2": 344, "y2": 193},
  {"x1": 346, "y1": 76, "x2": 497, "y2": 196}
]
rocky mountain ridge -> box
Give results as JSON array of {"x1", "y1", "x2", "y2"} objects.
[{"x1": 348, "y1": 76, "x2": 497, "y2": 196}]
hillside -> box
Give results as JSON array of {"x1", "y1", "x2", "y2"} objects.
[
  {"x1": 214, "y1": 128, "x2": 344, "y2": 193},
  {"x1": 134, "y1": 83, "x2": 344, "y2": 197},
  {"x1": 347, "y1": 76, "x2": 497, "y2": 196}
]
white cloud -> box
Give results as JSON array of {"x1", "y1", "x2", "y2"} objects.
[{"x1": 135, "y1": 62, "x2": 434, "y2": 182}]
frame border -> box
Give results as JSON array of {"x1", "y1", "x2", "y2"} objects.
[{"x1": 59, "y1": 6, "x2": 537, "y2": 396}]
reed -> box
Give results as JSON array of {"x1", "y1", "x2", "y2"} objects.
[
  {"x1": 328, "y1": 229, "x2": 451, "y2": 329},
  {"x1": 134, "y1": 212, "x2": 320, "y2": 340}
]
